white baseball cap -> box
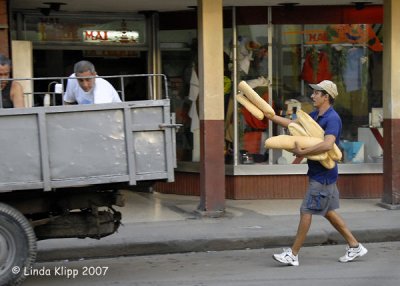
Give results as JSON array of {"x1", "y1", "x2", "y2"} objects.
[{"x1": 309, "y1": 80, "x2": 338, "y2": 99}]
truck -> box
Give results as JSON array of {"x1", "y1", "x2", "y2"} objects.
[{"x1": 0, "y1": 74, "x2": 180, "y2": 285}]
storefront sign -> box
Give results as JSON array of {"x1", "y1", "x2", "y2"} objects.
[
  {"x1": 32, "y1": 16, "x2": 145, "y2": 45},
  {"x1": 284, "y1": 24, "x2": 383, "y2": 51},
  {"x1": 83, "y1": 30, "x2": 139, "y2": 43}
]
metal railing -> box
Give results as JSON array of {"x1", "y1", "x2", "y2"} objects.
[{"x1": 0, "y1": 73, "x2": 169, "y2": 108}]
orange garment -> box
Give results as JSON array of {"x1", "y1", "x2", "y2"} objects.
[
  {"x1": 241, "y1": 92, "x2": 272, "y2": 154},
  {"x1": 241, "y1": 93, "x2": 271, "y2": 130},
  {"x1": 301, "y1": 50, "x2": 332, "y2": 84},
  {"x1": 243, "y1": 131, "x2": 262, "y2": 153}
]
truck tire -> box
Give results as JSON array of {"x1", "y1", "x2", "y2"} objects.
[{"x1": 0, "y1": 203, "x2": 37, "y2": 286}]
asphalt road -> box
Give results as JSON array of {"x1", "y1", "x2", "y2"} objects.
[{"x1": 22, "y1": 241, "x2": 400, "y2": 286}]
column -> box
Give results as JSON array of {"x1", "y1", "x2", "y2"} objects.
[
  {"x1": 0, "y1": 0, "x2": 9, "y2": 56},
  {"x1": 197, "y1": 0, "x2": 225, "y2": 215},
  {"x1": 382, "y1": 0, "x2": 400, "y2": 208}
]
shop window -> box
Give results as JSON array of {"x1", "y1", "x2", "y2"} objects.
[
  {"x1": 160, "y1": 27, "x2": 235, "y2": 163},
  {"x1": 160, "y1": 29, "x2": 197, "y2": 162},
  {"x1": 157, "y1": 8, "x2": 384, "y2": 167},
  {"x1": 272, "y1": 24, "x2": 383, "y2": 165},
  {"x1": 225, "y1": 24, "x2": 271, "y2": 165},
  {"x1": 231, "y1": 12, "x2": 383, "y2": 166}
]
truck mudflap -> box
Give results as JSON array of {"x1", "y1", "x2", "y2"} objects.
[{"x1": 34, "y1": 209, "x2": 121, "y2": 240}]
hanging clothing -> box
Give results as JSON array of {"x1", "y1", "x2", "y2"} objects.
[
  {"x1": 241, "y1": 92, "x2": 271, "y2": 154},
  {"x1": 241, "y1": 92, "x2": 271, "y2": 130},
  {"x1": 343, "y1": 47, "x2": 364, "y2": 92},
  {"x1": 188, "y1": 67, "x2": 200, "y2": 162},
  {"x1": 236, "y1": 38, "x2": 252, "y2": 75},
  {"x1": 243, "y1": 131, "x2": 263, "y2": 154},
  {"x1": 301, "y1": 50, "x2": 332, "y2": 84}
]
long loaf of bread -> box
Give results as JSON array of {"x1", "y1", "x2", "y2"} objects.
[
  {"x1": 296, "y1": 109, "x2": 324, "y2": 138},
  {"x1": 235, "y1": 93, "x2": 264, "y2": 120},
  {"x1": 320, "y1": 156, "x2": 336, "y2": 169},
  {"x1": 265, "y1": 135, "x2": 329, "y2": 162},
  {"x1": 238, "y1": 81, "x2": 275, "y2": 118},
  {"x1": 288, "y1": 122, "x2": 309, "y2": 137},
  {"x1": 265, "y1": 135, "x2": 323, "y2": 150},
  {"x1": 328, "y1": 145, "x2": 342, "y2": 161}
]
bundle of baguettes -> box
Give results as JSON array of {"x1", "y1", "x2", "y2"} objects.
[
  {"x1": 295, "y1": 109, "x2": 342, "y2": 168},
  {"x1": 235, "y1": 80, "x2": 341, "y2": 169},
  {"x1": 264, "y1": 109, "x2": 342, "y2": 169}
]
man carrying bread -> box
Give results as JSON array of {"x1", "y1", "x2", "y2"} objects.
[
  {"x1": 270, "y1": 80, "x2": 367, "y2": 266},
  {"x1": 237, "y1": 79, "x2": 367, "y2": 266}
]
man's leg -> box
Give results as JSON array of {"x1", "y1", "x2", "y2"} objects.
[
  {"x1": 324, "y1": 210, "x2": 358, "y2": 247},
  {"x1": 272, "y1": 213, "x2": 311, "y2": 266},
  {"x1": 325, "y1": 210, "x2": 368, "y2": 262},
  {"x1": 291, "y1": 212, "x2": 312, "y2": 255}
]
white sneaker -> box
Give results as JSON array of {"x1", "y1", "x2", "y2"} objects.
[
  {"x1": 339, "y1": 243, "x2": 368, "y2": 262},
  {"x1": 273, "y1": 248, "x2": 299, "y2": 266}
]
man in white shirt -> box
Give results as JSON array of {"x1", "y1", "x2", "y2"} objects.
[{"x1": 63, "y1": 60, "x2": 121, "y2": 105}]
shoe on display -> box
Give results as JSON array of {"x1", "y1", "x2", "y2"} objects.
[
  {"x1": 339, "y1": 243, "x2": 368, "y2": 263},
  {"x1": 246, "y1": 76, "x2": 270, "y2": 89},
  {"x1": 257, "y1": 76, "x2": 269, "y2": 86},
  {"x1": 272, "y1": 248, "x2": 299, "y2": 266}
]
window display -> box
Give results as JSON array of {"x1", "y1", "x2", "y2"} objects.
[
  {"x1": 273, "y1": 24, "x2": 383, "y2": 165},
  {"x1": 159, "y1": 30, "x2": 197, "y2": 162},
  {"x1": 158, "y1": 7, "x2": 383, "y2": 168}
]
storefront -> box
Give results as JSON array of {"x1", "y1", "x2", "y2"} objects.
[
  {"x1": 155, "y1": 5, "x2": 384, "y2": 199},
  {"x1": 4, "y1": 2, "x2": 397, "y2": 204}
]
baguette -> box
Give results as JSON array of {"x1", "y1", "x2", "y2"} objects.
[
  {"x1": 296, "y1": 109, "x2": 324, "y2": 138},
  {"x1": 288, "y1": 122, "x2": 309, "y2": 137},
  {"x1": 290, "y1": 151, "x2": 328, "y2": 161},
  {"x1": 265, "y1": 135, "x2": 323, "y2": 150},
  {"x1": 235, "y1": 93, "x2": 264, "y2": 120},
  {"x1": 266, "y1": 135, "x2": 329, "y2": 162},
  {"x1": 320, "y1": 155, "x2": 336, "y2": 169},
  {"x1": 328, "y1": 145, "x2": 343, "y2": 161},
  {"x1": 238, "y1": 81, "x2": 275, "y2": 118}
]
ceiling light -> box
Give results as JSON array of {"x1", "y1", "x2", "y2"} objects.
[
  {"x1": 40, "y1": 7, "x2": 51, "y2": 16},
  {"x1": 278, "y1": 2, "x2": 299, "y2": 11},
  {"x1": 352, "y1": 2, "x2": 372, "y2": 10},
  {"x1": 43, "y1": 2, "x2": 66, "y2": 11}
]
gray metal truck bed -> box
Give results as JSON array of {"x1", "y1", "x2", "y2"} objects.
[
  {"x1": 0, "y1": 99, "x2": 176, "y2": 193},
  {"x1": 0, "y1": 74, "x2": 180, "y2": 286}
]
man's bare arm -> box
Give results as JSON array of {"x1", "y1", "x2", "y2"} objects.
[
  {"x1": 11, "y1": 81, "x2": 25, "y2": 108},
  {"x1": 268, "y1": 114, "x2": 293, "y2": 128}
]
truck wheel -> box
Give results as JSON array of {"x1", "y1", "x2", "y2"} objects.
[{"x1": 0, "y1": 203, "x2": 37, "y2": 286}]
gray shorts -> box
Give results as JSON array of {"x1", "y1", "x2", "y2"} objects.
[{"x1": 300, "y1": 180, "x2": 340, "y2": 216}]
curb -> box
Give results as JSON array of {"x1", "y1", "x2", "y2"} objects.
[{"x1": 36, "y1": 227, "x2": 400, "y2": 262}]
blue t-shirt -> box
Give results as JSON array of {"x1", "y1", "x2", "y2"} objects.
[{"x1": 307, "y1": 107, "x2": 342, "y2": 184}]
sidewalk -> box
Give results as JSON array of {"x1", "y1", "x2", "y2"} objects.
[{"x1": 36, "y1": 190, "x2": 400, "y2": 262}]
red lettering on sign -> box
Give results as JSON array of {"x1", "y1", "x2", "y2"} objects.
[
  {"x1": 84, "y1": 31, "x2": 109, "y2": 41},
  {"x1": 308, "y1": 33, "x2": 327, "y2": 43},
  {"x1": 84, "y1": 31, "x2": 93, "y2": 40},
  {"x1": 308, "y1": 33, "x2": 317, "y2": 42}
]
